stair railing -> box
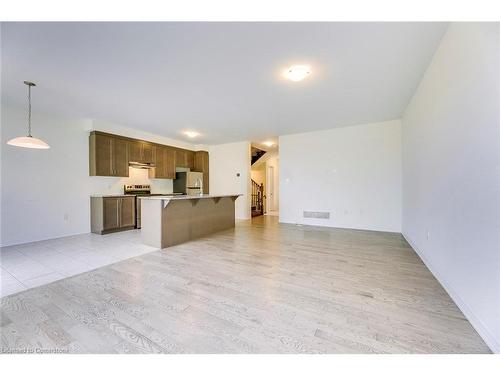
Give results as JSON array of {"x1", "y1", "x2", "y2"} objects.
[{"x1": 251, "y1": 179, "x2": 264, "y2": 216}]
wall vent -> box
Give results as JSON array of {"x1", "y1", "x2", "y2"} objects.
[{"x1": 303, "y1": 211, "x2": 330, "y2": 219}]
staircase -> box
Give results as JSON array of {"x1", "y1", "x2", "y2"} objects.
[{"x1": 251, "y1": 179, "x2": 264, "y2": 217}]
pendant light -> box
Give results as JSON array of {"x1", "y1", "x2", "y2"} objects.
[{"x1": 7, "y1": 81, "x2": 50, "y2": 149}]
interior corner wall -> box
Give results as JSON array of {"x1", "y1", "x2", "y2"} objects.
[
  {"x1": 279, "y1": 119, "x2": 402, "y2": 232},
  {"x1": 209, "y1": 141, "x2": 251, "y2": 220},
  {"x1": 402, "y1": 23, "x2": 500, "y2": 353}
]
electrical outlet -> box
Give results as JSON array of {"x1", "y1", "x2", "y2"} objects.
[
  {"x1": 426, "y1": 230, "x2": 430, "y2": 240},
  {"x1": 64, "y1": 213, "x2": 69, "y2": 221}
]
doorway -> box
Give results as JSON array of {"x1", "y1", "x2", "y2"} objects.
[{"x1": 250, "y1": 143, "x2": 279, "y2": 218}]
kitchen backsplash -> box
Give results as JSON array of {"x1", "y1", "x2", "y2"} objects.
[{"x1": 89, "y1": 167, "x2": 173, "y2": 195}]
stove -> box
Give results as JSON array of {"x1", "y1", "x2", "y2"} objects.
[
  {"x1": 124, "y1": 184, "x2": 152, "y2": 195},
  {"x1": 123, "y1": 185, "x2": 184, "y2": 228}
]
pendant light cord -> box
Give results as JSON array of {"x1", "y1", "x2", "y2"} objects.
[{"x1": 27, "y1": 84, "x2": 32, "y2": 137}]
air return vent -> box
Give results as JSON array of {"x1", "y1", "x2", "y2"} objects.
[{"x1": 303, "y1": 211, "x2": 330, "y2": 219}]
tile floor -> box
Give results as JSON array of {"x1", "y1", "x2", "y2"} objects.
[{"x1": 0, "y1": 230, "x2": 156, "y2": 297}]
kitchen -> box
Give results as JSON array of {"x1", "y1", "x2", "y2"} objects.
[{"x1": 88, "y1": 131, "x2": 239, "y2": 247}]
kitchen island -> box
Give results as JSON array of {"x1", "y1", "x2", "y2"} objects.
[{"x1": 140, "y1": 194, "x2": 240, "y2": 248}]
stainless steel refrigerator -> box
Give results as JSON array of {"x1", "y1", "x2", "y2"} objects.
[{"x1": 173, "y1": 171, "x2": 204, "y2": 195}]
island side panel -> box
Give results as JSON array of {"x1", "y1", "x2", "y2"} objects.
[
  {"x1": 161, "y1": 196, "x2": 236, "y2": 248},
  {"x1": 140, "y1": 198, "x2": 164, "y2": 248}
]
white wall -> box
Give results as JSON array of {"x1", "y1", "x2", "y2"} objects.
[
  {"x1": 209, "y1": 141, "x2": 251, "y2": 220},
  {"x1": 402, "y1": 23, "x2": 500, "y2": 353},
  {"x1": 0, "y1": 104, "x2": 205, "y2": 246},
  {"x1": 266, "y1": 155, "x2": 279, "y2": 212},
  {"x1": 0, "y1": 25, "x2": 3, "y2": 246},
  {"x1": 280, "y1": 120, "x2": 401, "y2": 232}
]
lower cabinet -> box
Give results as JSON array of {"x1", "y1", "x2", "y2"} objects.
[{"x1": 91, "y1": 196, "x2": 136, "y2": 234}]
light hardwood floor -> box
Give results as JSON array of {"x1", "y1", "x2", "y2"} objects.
[{"x1": 0, "y1": 216, "x2": 490, "y2": 353}]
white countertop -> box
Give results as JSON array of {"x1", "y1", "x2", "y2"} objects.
[
  {"x1": 90, "y1": 194, "x2": 132, "y2": 198},
  {"x1": 91, "y1": 193, "x2": 181, "y2": 198},
  {"x1": 138, "y1": 194, "x2": 240, "y2": 201}
]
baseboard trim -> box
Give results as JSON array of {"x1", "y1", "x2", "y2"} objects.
[
  {"x1": 278, "y1": 219, "x2": 402, "y2": 235},
  {"x1": 403, "y1": 232, "x2": 499, "y2": 354}
]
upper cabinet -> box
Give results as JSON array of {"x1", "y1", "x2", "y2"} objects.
[
  {"x1": 129, "y1": 141, "x2": 154, "y2": 164},
  {"x1": 194, "y1": 151, "x2": 209, "y2": 173},
  {"x1": 149, "y1": 146, "x2": 176, "y2": 179},
  {"x1": 89, "y1": 131, "x2": 205, "y2": 181},
  {"x1": 164, "y1": 148, "x2": 176, "y2": 179},
  {"x1": 89, "y1": 133, "x2": 129, "y2": 177},
  {"x1": 175, "y1": 149, "x2": 195, "y2": 169}
]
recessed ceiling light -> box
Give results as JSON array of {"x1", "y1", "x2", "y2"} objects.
[
  {"x1": 184, "y1": 131, "x2": 200, "y2": 138},
  {"x1": 284, "y1": 65, "x2": 311, "y2": 82},
  {"x1": 262, "y1": 141, "x2": 275, "y2": 147}
]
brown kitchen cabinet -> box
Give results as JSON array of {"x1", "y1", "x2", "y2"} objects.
[
  {"x1": 90, "y1": 196, "x2": 136, "y2": 234},
  {"x1": 150, "y1": 146, "x2": 165, "y2": 178},
  {"x1": 129, "y1": 140, "x2": 154, "y2": 164},
  {"x1": 149, "y1": 146, "x2": 176, "y2": 179},
  {"x1": 89, "y1": 133, "x2": 129, "y2": 177},
  {"x1": 175, "y1": 149, "x2": 195, "y2": 169},
  {"x1": 165, "y1": 148, "x2": 176, "y2": 179},
  {"x1": 89, "y1": 131, "x2": 205, "y2": 183}
]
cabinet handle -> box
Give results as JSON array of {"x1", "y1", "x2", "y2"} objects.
[{"x1": 118, "y1": 198, "x2": 122, "y2": 227}]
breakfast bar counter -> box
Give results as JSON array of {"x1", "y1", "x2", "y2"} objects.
[{"x1": 140, "y1": 194, "x2": 240, "y2": 248}]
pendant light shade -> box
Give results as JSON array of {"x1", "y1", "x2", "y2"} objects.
[
  {"x1": 7, "y1": 136, "x2": 50, "y2": 149},
  {"x1": 7, "y1": 81, "x2": 50, "y2": 149}
]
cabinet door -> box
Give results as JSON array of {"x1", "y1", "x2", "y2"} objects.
[
  {"x1": 113, "y1": 138, "x2": 129, "y2": 177},
  {"x1": 194, "y1": 151, "x2": 209, "y2": 172},
  {"x1": 142, "y1": 143, "x2": 154, "y2": 164},
  {"x1": 150, "y1": 146, "x2": 165, "y2": 178},
  {"x1": 175, "y1": 149, "x2": 186, "y2": 168},
  {"x1": 165, "y1": 148, "x2": 176, "y2": 179},
  {"x1": 103, "y1": 198, "x2": 120, "y2": 230},
  {"x1": 186, "y1": 151, "x2": 195, "y2": 170},
  {"x1": 129, "y1": 141, "x2": 142, "y2": 162},
  {"x1": 120, "y1": 197, "x2": 136, "y2": 228},
  {"x1": 93, "y1": 134, "x2": 113, "y2": 176}
]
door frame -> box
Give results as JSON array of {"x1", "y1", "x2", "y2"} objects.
[{"x1": 267, "y1": 165, "x2": 275, "y2": 211}]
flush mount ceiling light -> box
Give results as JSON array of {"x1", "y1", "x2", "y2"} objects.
[
  {"x1": 262, "y1": 141, "x2": 275, "y2": 147},
  {"x1": 284, "y1": 65, "x2": 311, "y2": 82},
  {"x1": 7, "y1": 81, "x2": 50, "y2": 149},
  {"x1": 184, "y1": 131, "x2": 200, "y2": 138}
]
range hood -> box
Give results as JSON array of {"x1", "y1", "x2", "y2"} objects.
[{"x1": 129, "y1": 161, "x2": 155, "y2": 169}]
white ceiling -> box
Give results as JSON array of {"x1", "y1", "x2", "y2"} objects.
[{"x1": 1, "y1": 22, "x2": 447, "y2": 144}]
